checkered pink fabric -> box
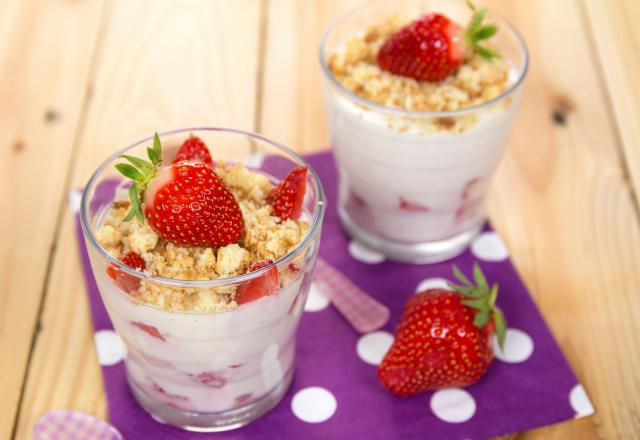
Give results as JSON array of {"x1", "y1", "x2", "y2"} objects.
[
  {"x1": 34, "y1": 411, "x2": 122, "y2": 440},
  {"x1": 314, "y1": 258, "x2": 390, "y2": 334}
]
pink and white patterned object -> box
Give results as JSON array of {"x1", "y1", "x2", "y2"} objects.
[
  {"x1": 314, "y1": 258, "x2": 390, "y2": 333},
  {"x1": 33, "y1": 411, "x2": 122, "y2": 440}
]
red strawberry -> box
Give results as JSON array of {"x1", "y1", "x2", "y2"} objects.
[
  {"x1": 106, "y1": 251, "x2": 146, "y2": 293},
  {"x1": 191, "y1": 372, "x2": 227, "y2": 388},
  {"x1": 132, "y1": 321, "x2": 165, "y2": 341},
  {"x1": 456, "y1": 177, "x2": 484, "y2": 222},
  {"x1": 115, "y1": 133, "x2": 244, "y2": 247},
  {"x1": 399, "y1": 197, "x2": 430, "y2": 212},
  {"x1": 377, "y1": 3, "x2": 499, "y2": 82},
  {"x1": 351, "y1": 191, "x2": 367, "y2": 208},
  {"x1": 173, "y1": 135, "x2": 213, "y2": 167},
  {"x1": 455, "y1": 198, "x2": 482, "y2": 222},
  {"x1": 378, "y1": 264, "x2": 506, "y2": 396},
  {"x1": 236, "y1": 260, "x2": 280, "y2": 305},
  {"x1": 266, "y1": 166, "x2": 308, "y2": 221},
  {"x1": 151, "y1": 381, "x2": 188, "y2": 403},
  {"x1": 235, "y1": 393, "x2": 254, "y2": 406}
]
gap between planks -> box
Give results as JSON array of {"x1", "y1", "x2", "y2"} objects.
[
  {"x1": 252, "y1": 0, "x2": 271, "y2": 142},
  {"x1": 9, "y1": 1, "x2": 115, "y2": 439}
]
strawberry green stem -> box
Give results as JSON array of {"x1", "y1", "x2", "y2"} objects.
[
  {"x1": 114, "y1": 132, "x2": 162, "y2": 223},
  {"x1": 464, "y1": 1, "x2": 500, "y2": 60},
  {"x1": 449, "y1": 262, "x2": 507, "y2": 349}
]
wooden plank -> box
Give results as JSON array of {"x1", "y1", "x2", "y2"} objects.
[
  {"x1": 260, "y1": 0, "x2": 364, "y2": 152},
  {"x1": 583, "y1": 0, "x2": 640, "y2": 209},
  {"x1": 261, "y1": 0, "x2": 640, "y2": 438},
  {"x1": 0, "y1": 0, "x2": 104, "y2": 437},
  {"x1": 480, "y1": 0, "x2": 640, "y2": 438},
  {"x1": 12, "y1": 0, "x2": 263, "y2": 437}
]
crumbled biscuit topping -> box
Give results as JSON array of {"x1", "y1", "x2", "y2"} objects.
[
  {"x1": 96, "y1": 162, "x2": 309, "y2": 312},
  {"x1": 327, "y1": 17, "x2": 513, "y2": 132}
]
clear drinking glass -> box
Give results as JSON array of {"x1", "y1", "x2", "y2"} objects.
[
  {"x1": 319, "y1": 0, "x2": 528, "y2": 263},
  {"x1": 80, "y1": 128, "x2": 325, "y2": 431}
]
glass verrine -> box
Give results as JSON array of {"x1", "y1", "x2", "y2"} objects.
[
  {"x1": 80, "y1": 128, "x2": 325, "y2": 431},
  {"x1": 319, "y1": 0, "x2": 528, "y2": 263}
]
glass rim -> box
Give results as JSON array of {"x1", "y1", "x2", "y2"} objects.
[
  {"x1": 318, "y1": 0, "x2": 529, "y2": 118},
  {"x1": 80, "y1": 126, "x2": 326, "y2": 290}
]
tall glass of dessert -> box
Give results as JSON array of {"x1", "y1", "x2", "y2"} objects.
[
  {"x1": 80, "y1": 128, "x2": 325, "y2": 431},
  {"x1": 320, "y1": 0, "x2": 528, "y2": 263}
]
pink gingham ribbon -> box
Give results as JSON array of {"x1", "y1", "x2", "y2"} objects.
[
  {"x1": 314, "y1": 258, "x2": 390, "y2": 334},
  {"x1": 34, "y1": 411, "x2": 122, "y2": 440}
]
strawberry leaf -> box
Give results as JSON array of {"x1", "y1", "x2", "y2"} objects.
[
  {"x1": 473, "y1": 25, "x2": 497, "y2": 40},
  {"x1": 122, "y1": 154, "x2": 154, "y2": 175},
  {"x1": 147, "y1": 147, "x2": 160, "y2": 166},
  {"x1": 115, "y1": 133, "x2": 163, "y2": 223},
  {"x1": 493, "y1": 307, "x2": 507, "y2": 350},
  {"x1": 475, "y1": 44, "x2": 500, "y2": 60},
  {"x1": 462, "y1": 298, "x2": 488, "y2": 311},
  {"x1": 115, "y1": 163, "x2": 144, "y2": 181},
  {"x1": 465, "y1": 2, "x2": 500, "y2": 60},
  {"x1": 473, "y1": 263, "x2": 488, "y2": 292},
  {"x1": 488, "y1": 284, "x2": 498, "y2": 307},
  {"x1": 123, "y1": 183, "x2": 144, "y2": 223},
  {"x1": 452, "y1": 263, "x2": 506, "y2": 332},
  {"x1": 470, "y1": 8, "x2": 487, "y2": 31},
  {"x1": 466, "y1": 0, "x2": 477, "y2": 12},
  {"x1": 449, "y1": 282, "x2": 483, "y2": 297},
  {"x1": 153, "y1": 132, "x2": 161, "y2": 157},
  {"x1": 123, "y1": 206, "x2": 136, "y2": 222},
  {"x1": 474, "y1": 309, "x2": 490, "y2": 327},
  {"x1": 453, "y1": 265, "x2": 473, "y2": 287}
]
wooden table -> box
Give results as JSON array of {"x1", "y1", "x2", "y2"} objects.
[{"x1": 2, "y1": 0, "x2": 639, "y2": 438}]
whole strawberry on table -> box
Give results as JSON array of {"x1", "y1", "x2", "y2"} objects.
[
  {"x1": 377, "y1": 1, "x2": 500, "y2": 82},
  {"x1": 378, "y1": 263, "x2": 506, "y2": 396}
]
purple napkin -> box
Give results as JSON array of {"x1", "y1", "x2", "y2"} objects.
[{"x1": 71, "y1": 151, "x2": 594, "y2": 440}]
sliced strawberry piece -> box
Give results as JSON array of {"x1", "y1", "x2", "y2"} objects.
[
  {"x1": 235, "y1": 260, "x2": 280, "y2": 305},
  {"x1": 235, "y1": 393, "x2": 254, "y2": 406},
  {"x1": 399, "y1": 197, "x2": 430, "y2": 212},
  {"x1": 350, "y1": 190, "x2": 368, "y2": 208},
  {"x1": 266, "y1": 166, "x2": 308, "y2": 221},
  {"x1": 173, "y1": 135, "x2": 213, "y2": 167},
  {"x1": 151, "y1": 382, "x2": 189, "y2": 403},
  {"x1": 462, "y1": 177, "x2": 484, "y2": 200},
  {"x1": 455, "y1": 197, "x2": 482, "y2": 222},
  {"x1": 132, "y1": 321, "x2": 165, "y2": 341},
  {"x1": 106, "y1": 251, "x2": 146, "y2": 293},
  {"x1": 191, "y1": 372, "x2": 227, "y2": 388}
]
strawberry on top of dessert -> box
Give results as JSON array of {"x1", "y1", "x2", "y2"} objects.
[
  {"x1": 96, "y1": 133, "x2": 310, "y2": 312},
  {"x1": 328, "y1": 2, "x2": 511, "y2": 118}
]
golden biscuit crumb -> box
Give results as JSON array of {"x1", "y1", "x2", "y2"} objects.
[
  {"x1": 327, "y1": 17, "x2": 512, "y2": 132},
  {"x1": 95, "y1": 162, "x2": 309, "y2": 312}
]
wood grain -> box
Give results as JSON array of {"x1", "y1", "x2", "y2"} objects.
[
  {"x1": 13, "y1": 0, "x2": 263, "y2": 437},
  {"x1": 583, "y1": 0, "x2": 640, "y2": 211},
  {"x1": 488, "y1": 0, "x2": 640, "y2": 438},
  {"x1": 259, "y1": 0, "x2": 366, "y2": 152},
  {"x1": 0, "y1": 0, "x2": 104, "y2": 437}
]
